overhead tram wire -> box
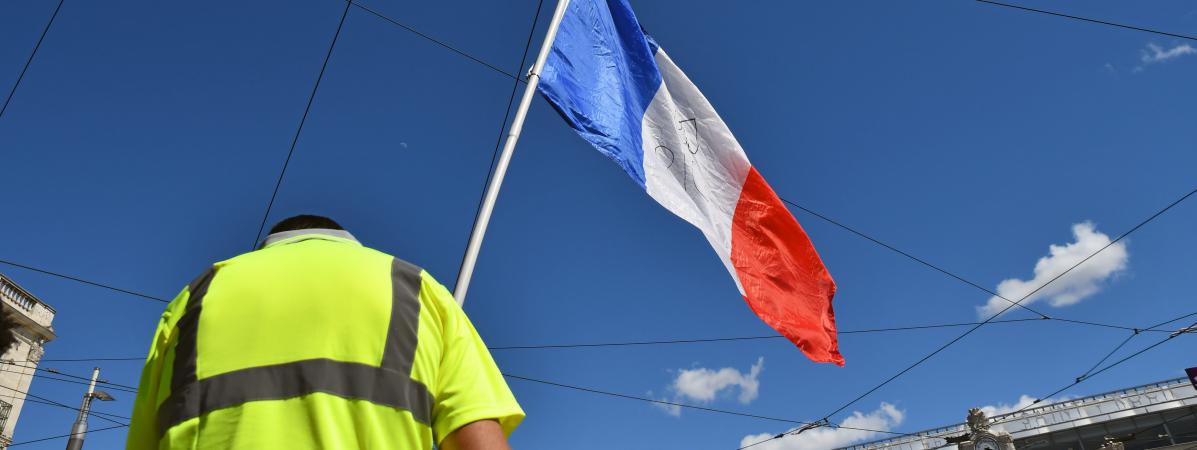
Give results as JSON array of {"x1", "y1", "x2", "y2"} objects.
[
  {"x1": 737, "y1": 186, "x2": 1197, "y2": 450},
  {"x1": 458, "y1": 0, "x2": 546, "y2": 288},
  {"x1": 342, "y1": 0, "x2": 1150, "y2": 333},
  {"x1": 487, "y1": 316, "x2": 1184, "y2": 351},
  {"x1": 991, "y1": 310, "x2": 1197, "y2": 423},
  {"x1": 2, "y1": 360, "x2": 140, "y2": 391},
  {"x1": 26, "y1": 373, "x2": 138, "y2": 395},
  {"x1": 252, "y1": 0, "x2": 354, "y2": 248},
  {"x1": 502, "y1": 373, "x2": 905, "y2": 437},
  {"x1": 818, "y1": 186, "x2": 1197, "y2": 419},
  {"x1": 0, "y1": 384, "x2": 128, "y2": 427},
  {"x1": 0, "y1": 0, "x2": 1147, "y2": 331},
  {"x1": 39, "y1": 356, "x2": 144, "y2": 362},
  {"x1": 975, "y1": 0, "x2": 1197, "y2": 42},
  {"x1": 26, "y1": 314, "x2": 1186, "y2": 364},
  {"x1": 348, "y1": 1, "x2": 519, "y2": 81},
  {"x1": 0, "y1": 258, "x2": 167, "y2": 303},
  {"x1": 22, "y1": 395, "x2": 132, "y2": 422},
  {"x1": 0, "y1": 0, "x2": 66, "y2": 120},
  {"x1": 7, "y1": 424, "x2": 128, "y2": 447},
  {"x1": 779, "y1": 197, "x2": 1044, "y2": 320}
]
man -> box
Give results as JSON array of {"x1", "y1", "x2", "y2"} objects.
[{"x1": 127, "y1": 215, "x2": 523, "y2": 449}]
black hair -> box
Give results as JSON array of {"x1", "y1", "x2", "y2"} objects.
[{"x1": 268, "y1": 215, "x2": 344, "y2": 234}]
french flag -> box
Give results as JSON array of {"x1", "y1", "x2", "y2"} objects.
[{"x1": 537, "y1": 0, "x2": 843, "y2": 365}]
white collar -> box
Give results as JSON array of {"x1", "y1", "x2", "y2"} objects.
[{"x1": 260, "y1": 228, "x2": 359, "y2": 249}]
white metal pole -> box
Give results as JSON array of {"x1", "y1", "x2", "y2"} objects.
[
  {"x1": 65, "y1": 368, "x2": 99, "y2": 450},
  {"x1": 454, "y1": 0, "x2": 572, "y2": 305}
]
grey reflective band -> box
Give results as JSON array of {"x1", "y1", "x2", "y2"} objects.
[
  {"x1": 259, "y1": 228, "x2": 359, "y2": 249},
  {"x1": 159, "y1": 359, "x2": 433, "y2": 428},
  {"x1": 157, "y1": 257, "x2": 431, "y2": 435},
  {"x1": 383, "y1": 259, "x2": 422, "y2": 375},
  {"x1": 169, "y1": 268, "x2": 216, "y2": 403}
]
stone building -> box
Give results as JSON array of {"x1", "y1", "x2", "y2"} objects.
[
  {"x1": 0, "y1": 274, "x2": 56, "y2": 448},
  {"x1": 839, "y1": 377, "x2": 1197, "y2": 450}
]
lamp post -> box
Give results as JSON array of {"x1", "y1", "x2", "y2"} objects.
[{"x1": 65, "y1": 367, "x2": 114, "y2": 450}]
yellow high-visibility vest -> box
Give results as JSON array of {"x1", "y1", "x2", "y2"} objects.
[{"x1": 126, "y1": 230, "x2": 523, "y2": 449}]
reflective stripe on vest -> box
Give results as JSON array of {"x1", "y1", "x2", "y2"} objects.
[{"x1": 156, "y1": 258, "x2": 432, "y2": 434}]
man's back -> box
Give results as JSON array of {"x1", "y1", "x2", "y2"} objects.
[{"x1": 127, "y1": 226, "x2": 522, "y2": 449}]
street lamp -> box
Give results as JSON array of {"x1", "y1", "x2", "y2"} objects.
[{"x1": 65, "y1": 368, "x2": 115, "y2": 450}]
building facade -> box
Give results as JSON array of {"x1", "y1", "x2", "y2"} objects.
[
  {"x1": 840, "y1": 377, "x2": 1197, "y2": 450},
  {"x1": 0, "y1": 274, "x2": 56, "y2": 448}
]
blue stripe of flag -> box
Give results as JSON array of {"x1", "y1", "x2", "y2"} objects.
[{"x1": 537, "y1": 0, "x2": 662, "y2": 188}]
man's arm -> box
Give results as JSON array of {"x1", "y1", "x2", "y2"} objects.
[{"x1": 440, "y1": 419, "x2": 511, "y2": 450}]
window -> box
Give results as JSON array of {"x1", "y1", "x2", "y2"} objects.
[{"x1": 0, "y1": 399, "x2": 11, "y2": 433}]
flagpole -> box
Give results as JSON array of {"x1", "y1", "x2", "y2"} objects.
[{"x1": 454, "y1": 0, "x2": 571, "y2": 305}]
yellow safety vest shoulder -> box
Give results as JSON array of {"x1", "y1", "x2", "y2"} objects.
[{"x1": 126, "y1": 230, "x2": 523, "y2": 450}]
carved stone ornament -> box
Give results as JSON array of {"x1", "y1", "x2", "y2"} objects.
[{"x1": 967, "y1": 408, "x2": 990, "y2": 433}]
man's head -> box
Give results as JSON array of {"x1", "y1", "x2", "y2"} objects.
[{"x1": 268, "y1": 215, "x2": 344, "y2": 235}]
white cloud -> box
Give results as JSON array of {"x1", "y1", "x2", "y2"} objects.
[
  {"x1": 977, "y1": 222, "x2": 1127, "y2": 319},
  {"x1": 979, "y1": 394, "x2": 1040, "y2": 417},
  {"x1": 674, "y1": 357, "x2": 764, "y2": 404},
  {"x1": 739, "y1": 403, "x2": 905, "y2": 450},
  {"x1": 653, "y1": 358, "x2": 764, "y2": 417},
  {"x1": 1140, "y1": 43, "x2": 1196, "y2": 64}
]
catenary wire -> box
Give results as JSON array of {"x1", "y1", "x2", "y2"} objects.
[
  {"x1": 458, "y1": 0, "x2": 545, "y2": 284},
  {"x1": 343, "y1": 0, "x2": 1164, "y2": 336},
  {"x1": 7, "y1": 424, "x2": 128, "y2": 447},
  {"x1": 0, "y1": 258, "x2": 167, "y2": 303},
  {"x1": 975, "y1": 0, "x2": 1197, "y2": 42},
  {"x1": 338, "y1": 0, "x2": 1146, "y2": 333},
  {"x1": 348, "y1": 1, "x2": 519, "y2": 80},
  {"x1": 1076, "y1": 331, "x2": 1137, "y2": 382},
  {"x1": 486, "y1": 317, "x2": 1179, "y2": 351},
  {"x1": 992, "y1": 317, "x2": 1197, "y2": 423},
  {"x1": 27, "y1": 373, "x2": 138, "y2": 394},
  {"x1": 778, "y1": 197, "x2": 1051, "y2": 319},
  {"x1": 0, "y1": 0, "x2": 66, "y2": 120},
  {"x1": 30, "y1": 317, "x2": 1161, "y2": 364},
  {"x1": 0, "y1": 2, "x2": 1190, "y2": 447},
  {"x1": 252, "y1": 0, "x2": 354, "y2": 248},
  {"x1": 934, "y1": 396, "x2": 1197, "y2": 450},
  {"x1": 764, "y1": 185, "x2": 1197, "y2": 450},
  {"x1": 0, "y1": 21, "x2": 1148, "y2": 334},
  {"x1": 0, "y1": 383, "x2": 127, "y2": 426},
  {"x1": 2, "y1": 360, "x2": 138, "y2": 390},
  {"x1": 23, "y1": 396, "x2": 132, "y2": 422},
  {"x1": 30, "y1": 315, "x2": 1184, "y2": 364},
  {"x1": 502, "y1": 373, "x2": 905, "y2": 436}
]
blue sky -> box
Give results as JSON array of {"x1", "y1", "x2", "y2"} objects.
[{"x1": 2, "y1": 0, "x2": 1196, "y2": 449}]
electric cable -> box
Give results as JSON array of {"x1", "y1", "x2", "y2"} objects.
[
  {"x1": 348, "y1": 1, "x2": 519, "y2": 80},
  {"x1": 752, "y1": 185, "x2": 1197, "y2": 450},
  {"x1": 976, "y1": 0, "x2": 1197, "y2": 42},
  {"x1": 28, "y1": 314, "x2": 1183, "y2": 363},
  {"x1": 0, "y1": 383, "x2": 127, "y2": 426},
  {"x1": 24, "y1": 396, "x2": 132, "y2": 422},
  {"x1": 993, "y1": 317, "x2": 1197, "y2": 422},
  {"x1": 7, "y1": 424, "x2": 128, "y2": 447},
  {"x1": 0, "y1": 0, "x2": 66, "y2": 120},
  {"x1": 2, "y1": 360, "x2": 139, "y2": 390},
  {"x1": 0, "y1": 258, "x2": 167, "y2": 303},
  {"x1": 458, "y1": 0, "x2": 545, "y2": 286},
  {"x1": 252, "y1": 0, "x2": 354, "y2": 248},
  {"x1": 778, "y1": 197, "x2": 1050, "y2": 319},
  {"x1": 502, "y1": 373, "x2": 904, "y2": 436},
  {"x1": 27, "y1": 373, "x2": 138, "y2": 395}
]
